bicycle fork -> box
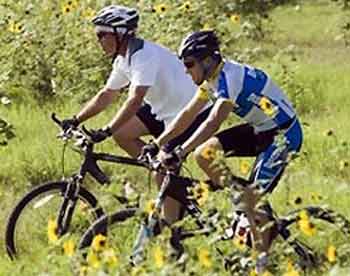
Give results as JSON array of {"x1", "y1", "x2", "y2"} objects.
[
  {"x1": 131, "y1": 172, "x2": 172, "y2": 265},
  {"x1": 57, "y1": 177, "x2": 81, "y2": 236}
]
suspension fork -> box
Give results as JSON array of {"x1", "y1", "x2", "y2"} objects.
[
  {"x1": 56, "y1": 175, "x2": 83, "y2": 235},
  {"x1": 131, "y1": 172, "x2": 174, "y2": 263}
]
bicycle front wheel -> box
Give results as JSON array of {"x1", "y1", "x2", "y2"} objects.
[
  {"x1": 78, "y1": 208, "x2": 138, "y2": 250},
  {"x1": 5, "y1": 181, "x2": 104, "y2": 259}
]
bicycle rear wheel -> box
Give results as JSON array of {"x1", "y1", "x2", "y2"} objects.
[
  {"x1": 280, "y1": 206, "x2": 350, "y2": 268},
  {"x1": 5, "y1": 181, "x2": 104, "y2": 259}
]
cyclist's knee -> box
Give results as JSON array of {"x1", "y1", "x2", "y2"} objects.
[
  {"x1": 194, "y1": 138, "x2": 221, "y2": 166},
  {"x1": 113, "y1": 128, "x2": 138, "y2": 144}
]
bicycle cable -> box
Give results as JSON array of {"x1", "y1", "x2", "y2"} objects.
[{"x1": 61, "y1": 142, "x2": 68, "y2": 178}]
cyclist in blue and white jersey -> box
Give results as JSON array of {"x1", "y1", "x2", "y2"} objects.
[{"x1": 148, "y1": 30, "x2": 303, "y2": 254}]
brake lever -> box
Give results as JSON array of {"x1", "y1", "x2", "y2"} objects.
[{"x1": 51, "y1": 113, "x2": 63, "y2": 127}]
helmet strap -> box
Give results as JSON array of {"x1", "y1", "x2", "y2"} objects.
[{"x1": 112, "y1": 28, "x2": 130, "y2": 62}]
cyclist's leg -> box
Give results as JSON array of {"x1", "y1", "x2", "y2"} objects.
[
  {"x1": 194, "y1": 124, "x2": 276, "y2": 251},
  {"x1": 252, "y1": 119, "x2": 303, "y2": 193},
  {"x1": 194, "y1": 123, "x2": 259, "y2": 187},
  {"x1": 252, "y1": 120, "x2": 303, "y2": 250},
  {"x1": 112, "y1": 103, "x2": 164, "y2": 158}
]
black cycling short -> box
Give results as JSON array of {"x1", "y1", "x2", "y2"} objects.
[
  {"x1": 136, "y1": 103, "x2": 165, "y2": 137},
  {"x1": 215, "y1": 123, "x2": 276, "y2": 157}
]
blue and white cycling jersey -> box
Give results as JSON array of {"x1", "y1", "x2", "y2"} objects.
[
  {"x1": 201, "y1": 60, "x2": 296, "y2": 133},
  {"x1": 199, "y1": 60, "x2": 303, "y2": 192}
]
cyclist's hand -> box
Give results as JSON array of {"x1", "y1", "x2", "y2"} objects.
[
  {"x1": 61, "y1": 116, "x2": 80, "y2": 131},
  {"x1": 139, "y1": 141, "x2": 159, "y2": 159},
  {"x1": 89, "y1": 127, "x2": 112, "y2": 143}
]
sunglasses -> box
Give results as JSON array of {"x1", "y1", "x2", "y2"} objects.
[{"x1": 183, "y1": 60, "x2": 196, "y2": 69}]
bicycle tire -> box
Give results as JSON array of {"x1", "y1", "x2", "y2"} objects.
[
  {"x1": 5, "y1": 181, "x2": 104, "y2": 259},
  {"x1": 78, "y1": 208, "x2": 137, "y2": 250},
  {"x1": 280, "y1": 206, "x2": 350, "y2": 268}
]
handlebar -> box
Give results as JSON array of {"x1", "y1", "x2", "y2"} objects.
[
  {"x1": 51, "y1": 113, "x2": 171, "y2": 174},
  {"x1": 51, "y1": 113, "x2": 93, "y2": 149}
]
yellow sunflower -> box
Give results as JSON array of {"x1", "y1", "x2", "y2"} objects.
[
  {"x1": 82, "y1": 7, "x2": 96, "y2": 20},
  {"x1": 103, "y1": 248, "x2": 118, "y2": 268},
  {"x1": 47, "y1": 218, "x2": 58, "y2": 243},
  {"x1": 239, "y1": 160, "x2": 250, "y2": 175},
  {"x1": 326, "y1": 245, "x2": 336, "y2": 263},
  {"x1": 233, "y1": 236, "x2": 246, "y2": 250},
  {"x1": 91, "y1": 234, "x2": 107, "y2": 252},
  {"x1": 144, "y1": 199, "x2": 156, "y2": 215},
  {"x1": 230, "y1": 14, "x2": 240, "y2": 24},
  {"x1": 180, "y1": 1, "x2": 192, "y2": 11},
  {"x1": 153, "y1": 245, "x2": 165, "y2": 268},
  {"x1": 153, "y1": 4, "x2": 167, "y2": 14},
  {"x1": 198, "y1": 248, "x2": 212, "y2": 268},
  {"x1": 8, "y1": 21, "x2": 23, "y2": 33},
  {"x1": 63, "y1": 239, "x2": 75, "y2": 257},
  {"x1": 200, "y1": 145, "x2": 217, "y2": 160},
  {"x1": 87, "y1": 250, "x2": 101, "y2": 268},
  {"x1": 192, "y1": 181, "x2": 209, "y2": 206},
  {"x1": 297, "y1": 210, "x2": 316, "y2": 236}
]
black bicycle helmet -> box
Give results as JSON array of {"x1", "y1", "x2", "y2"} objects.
[{"x1": 178, "y1": 30, "x2": 220, "y2": 60}]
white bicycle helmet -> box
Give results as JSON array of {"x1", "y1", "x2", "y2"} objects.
[{"x1": 92, "y1": 5, "x2": 139, "y2": 34}]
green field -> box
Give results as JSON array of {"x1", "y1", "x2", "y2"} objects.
[{"x1": 1, "y1": 1, "x2": 350, "y2": 275}]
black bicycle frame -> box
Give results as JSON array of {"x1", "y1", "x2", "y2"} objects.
[{"x1": 56, "y1": 142, "x2": 146, "y2": 235}]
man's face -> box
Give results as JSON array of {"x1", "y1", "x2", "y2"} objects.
[
  {"x1": 96, "y1": 31, "x2": 118, "y2": 57},
  {"x1": 182, "y1": 57, "x2": 204, "y2": 85}
]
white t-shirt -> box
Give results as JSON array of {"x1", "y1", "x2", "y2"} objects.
[{"x1": 106, "y1": 39, "x2": 198, "y2": 126}]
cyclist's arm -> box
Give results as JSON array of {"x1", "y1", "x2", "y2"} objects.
[
  {"x1": 106, "y1": 86, "x2": 148, "y2": 133},
  {"x1": 155, "y1": 88, "x2": 209, "y2": 146},
  {"x1": 76, "y1": 88, "x2": 119, "y2": 123},
  {"x1": 181, "y1": 98, "x2": 233, "y2": 155}
]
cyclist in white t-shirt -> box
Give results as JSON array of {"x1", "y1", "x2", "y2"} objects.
[
  {"x1": 61, "y1": 5, "x2": 211, "y2": 155},
  {"x1": 61, "y1": 6, "x2": 212, "y2": 224}
]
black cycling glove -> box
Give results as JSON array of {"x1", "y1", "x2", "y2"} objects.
[
  {"x1": 61, "y1": 116, "x2": 80, "y2": 131},
  {"x1": 90, "y1": 127, "x2": 113, "y2": 143},
  {"x1": 140, "y1": 141, "x2": 159, "y2": 159}
]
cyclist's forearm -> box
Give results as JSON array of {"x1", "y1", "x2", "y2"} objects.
[
  {"x1": 156, "y1": 95, "x2": 208, "y2": 146},
  {"x1": 76, "y1": 89, "x2": 117, "y2": 122},
  {"x1": 182, "y1": 100, "x2": 232, "y2": 155},
  {"x1": 156, "y1": 110, "x2": 195, "y2": 146},
  {"x1": 182, "y1": 118, "x2": 219, "y2": 155},
  {"x1": 107, "y1": 90, "x2": 145, "y2": 133}
]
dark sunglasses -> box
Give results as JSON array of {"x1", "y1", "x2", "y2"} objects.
[{"x1": 183, "y1": 60, "x2": 196, "y2": 69}]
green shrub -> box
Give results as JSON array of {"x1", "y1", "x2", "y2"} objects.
[{"x1": 0, "y1": 0, "x2": 299, "y2": 103}]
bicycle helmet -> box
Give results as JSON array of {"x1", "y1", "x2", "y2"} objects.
[
  {"x1": 178, "y1": 30, "x2": 220, "y2": 60},
  {"x1": 92, "y1": 5, "x2": 139, "y2": 34}
]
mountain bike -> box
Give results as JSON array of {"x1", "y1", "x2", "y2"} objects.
[
  {"x1": 78, "y1": 154, "x2": 350, "y2": 271},
  {"x1": 5, "y1": 114, "x2": 152, "y2": 259}
]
